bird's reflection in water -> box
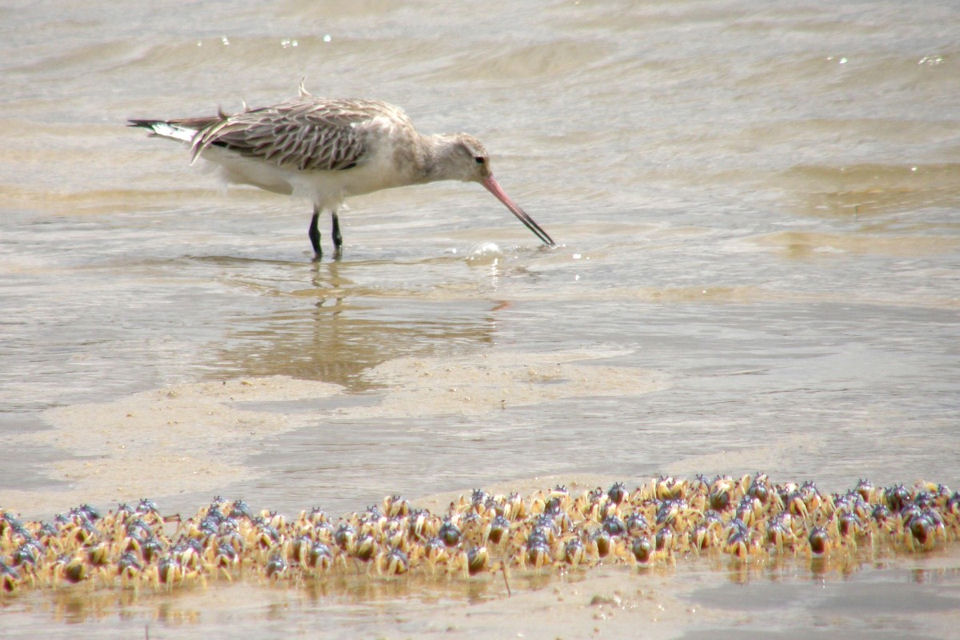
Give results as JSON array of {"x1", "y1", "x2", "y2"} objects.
[{"x1": 211, "y1": 259, "x2": 500, "y2": 391}]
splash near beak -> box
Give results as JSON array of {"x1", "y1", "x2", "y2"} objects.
[{"x1": 482, "y1": 175, "x2": 555, "y2": 247}]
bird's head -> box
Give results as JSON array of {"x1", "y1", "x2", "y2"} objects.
[
  {"x1": 430, "y1": 133, "x2": 493, "y2": 183},
  {"x1": 427, "y1": 133, "x2": 555, "y2": 247}
]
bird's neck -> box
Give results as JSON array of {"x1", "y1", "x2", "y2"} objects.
[{"x1": 419, "y1": 134, "x2": 464, "y2": 183}]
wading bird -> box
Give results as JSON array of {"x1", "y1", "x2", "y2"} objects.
[{"x1": 129, "y1": 83, "x2": 555, "y2": 258}]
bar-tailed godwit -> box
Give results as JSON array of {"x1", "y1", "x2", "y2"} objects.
[{"x1": 129, "y1": 83, "x2": 555, "y2": 258}]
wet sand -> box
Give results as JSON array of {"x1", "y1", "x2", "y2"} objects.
[
  {"x1": 2, "y1": 357, "x2": 959, "y2": 640},
  {"x1": 3, "y1": 353, "x2": 667, "y2": 519},
  {"x1": 4, "y1": 361, "x2": 958, "y2": 639}
]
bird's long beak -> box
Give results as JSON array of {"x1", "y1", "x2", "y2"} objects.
[{"x1": 482, "y1": 175, "x2": 555, "y2": 247}]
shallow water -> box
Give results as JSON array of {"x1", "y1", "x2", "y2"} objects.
[{"x1": 1, "y1": 0, "x2": 959, "y2": 637}]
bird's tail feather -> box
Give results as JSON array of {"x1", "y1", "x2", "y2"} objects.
[{"x1": 127, "y1": 119, "x2": 197, "y2": 144}]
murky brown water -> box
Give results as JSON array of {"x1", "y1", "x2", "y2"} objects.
[{"x1": 2, "y1": 0, "x2": 959, "y2": 637}]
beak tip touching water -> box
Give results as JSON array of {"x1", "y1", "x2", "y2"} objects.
[{"x1": 482, "y1": 176, "x2": 556, "y2": 248}]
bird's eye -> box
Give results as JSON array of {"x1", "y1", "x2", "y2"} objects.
[{"x1": 474, "y1": 156, "x2": 485, "y2": 164}]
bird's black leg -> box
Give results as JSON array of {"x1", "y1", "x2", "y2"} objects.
[
  {"x1": 331, "y1": 211, "x2": 343, "y2": 259},
  {"x1": 308, "y1": 206, "x2": 322, "y2": 259}
]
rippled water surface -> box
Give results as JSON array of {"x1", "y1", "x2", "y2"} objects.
[{"x1": 1, "y1": 0, "x2": 959, "y2": 637}]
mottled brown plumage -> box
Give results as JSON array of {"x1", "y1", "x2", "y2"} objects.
[{"x1": 187, "y1": 98, "x2": 402, "y2": 172}]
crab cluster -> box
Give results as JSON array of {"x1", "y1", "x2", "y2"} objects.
[{"x1": 1, "y1": 475, "x2": 958, "y2": 594}]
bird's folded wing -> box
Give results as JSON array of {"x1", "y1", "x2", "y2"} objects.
[{"x1": 189, "y1": 102, "x2": 368, "y2": 172}]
